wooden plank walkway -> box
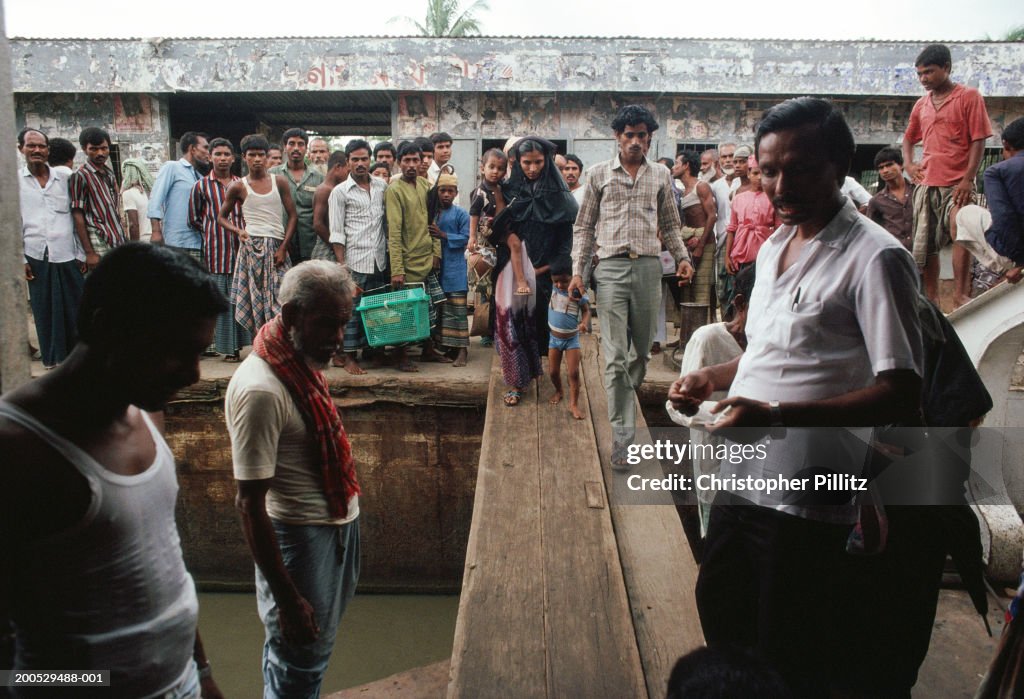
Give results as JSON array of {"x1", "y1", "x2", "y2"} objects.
[{"x1": 447, "y1": 336, "x2": 702, "y2": 698}]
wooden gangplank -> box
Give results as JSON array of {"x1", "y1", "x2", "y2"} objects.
[
  {"x1": 580, "y1": 336, "x2": 705, "y2": 697},
  {"x1": 447, "y1": 337, "x2": 702, "y2": 698}
]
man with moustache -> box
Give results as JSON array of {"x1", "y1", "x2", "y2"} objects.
[
  {"x1": 718, "y1": 142, "x2": 737, "y2": 182},
  {"x1": 308, "y1": 138, "x2": 330, "y2": 173},
  {"x1": 326, "y1": 139, "x2": 389, "y2": 375},
  {"x1": 70, "y1": 127, "x2": 127, "y2": 269},
  {"x1": 698, "y1": 149, "x2": 718, "y2": 182},
  {"x1": 570, "y1": 104, "x2": 694, "y2": 464},
  {"x1": 387, "y1": 141, "x2": 446, "y2": 371},
  {"x1": 372, "y1": 142, "x2": 397, "y2": 173},
  {"x1": 272, "y1": 128, "x2": 324, "y2": 264},
  {"x1": 563, "y1": 153, "x2": 585, "y2": 203},
  {"x1": 149, "y1": 131, "x2": 211, "y2": 263},
  {"x1": 670, "y1": 97, "x2": 922, "y2": 697},
  {"x1": 18, "y1": 128, "x2": 85, "y2": 369},
  {"x1": 227, "y1": 261, "x2": 361, "y2": 698}
]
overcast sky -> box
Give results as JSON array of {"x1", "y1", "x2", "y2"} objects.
[{"x1": 2, "y1": 0, "x2": 1020, "y2": 41}]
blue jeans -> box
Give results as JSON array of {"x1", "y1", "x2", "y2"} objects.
[{"x1": 255, "y1": 519, "x2": 361, "y2": 699}]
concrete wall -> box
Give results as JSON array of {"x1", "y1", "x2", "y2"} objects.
[
  {"x1": 15, "y1": 92, "x2": 172, "y2": 170},
  {"x1": 10, "y1": 37, "x2": 1024, "y2": 97},
  {"x1": 165, "y1": 378, "x2": 484, "y2": 593}
]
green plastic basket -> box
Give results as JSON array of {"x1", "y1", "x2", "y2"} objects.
[{"x1": 356, "y1": 286, "x2": 431, "y2": 347}]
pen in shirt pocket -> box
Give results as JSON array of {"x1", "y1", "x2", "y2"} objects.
[{"x1": 792, "y1": 286, "x2": 802, "y2": 309}]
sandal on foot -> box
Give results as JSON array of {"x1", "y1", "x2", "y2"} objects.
[
  {"x1": 611, "y1": 442, "x2": 633, "y2": 471},
  {"x1": 503, "y1": 390, "x2": 522, "y2": 407}
]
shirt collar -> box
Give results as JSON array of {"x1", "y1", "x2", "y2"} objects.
[
  {"x1": 83, "y1": 160, "x2": 113, "y2": 177},
  {"x1": 811, "y1": 198, "x2": 862, "y2": 250},
  {"x1": 341, "y1": 176, "x2": 381, "y2": 192},
  {"x1": 19, "y1": 164, "x2": 56, "y2": 185},
  {"x1": 767, "y1": 198, "x2": 860, "y2": 251},
  {"x1": 612, "y1": 154, "x2": 651, "y2": 175}
]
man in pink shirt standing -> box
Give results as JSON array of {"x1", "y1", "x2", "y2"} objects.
[{"x1": 902, "y1": 43, "x2": 993, "y2": 307}]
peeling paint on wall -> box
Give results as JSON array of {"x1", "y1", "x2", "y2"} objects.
[
  {"x1": 16, "y1": 92, "x2": 171, "y2": 169},
  {"x1": 10, "y1": 38, "x2": 1024, "y2": 98}
]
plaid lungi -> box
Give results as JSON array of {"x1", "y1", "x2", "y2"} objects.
[
  {"x1": 416, "y1": 272, "x2": 446, "y2": 329},
  {"x1": 232, "y1": 236, "x2": 291, "y2": 335},
  {"x1": 211, "y1": 273, "x2": 251, "y2": 355},
  {"x1": 344, "y1": 268, "x2": 389, "y2": 352},
  {"x1": 911, "y1": 185, "x2": 976, "y2": 266},
  {"x1": 441, "y1": 292, "x2": 469, "y2": 349}
]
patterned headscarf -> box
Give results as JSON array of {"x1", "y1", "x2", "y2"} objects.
[{"x1": 121, "y1": 158, "x2": 155, "y2": 194}]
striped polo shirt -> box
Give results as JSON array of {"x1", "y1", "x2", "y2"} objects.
[
  {"x1": 69, "y1": 161, "x2": 126, "y2": 248},
  {"x1": 188, "y1": 173, "x2": 243, "y2": 274}
]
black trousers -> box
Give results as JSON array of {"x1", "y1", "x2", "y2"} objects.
[
  {"x1": 696, "y1": 493, "x2": 850, "y2": 698},
  {"x1": 833, "y1": 506, "x2": 948, "y2": 698}
]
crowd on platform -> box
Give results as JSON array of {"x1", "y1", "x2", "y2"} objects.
[{"x1": 2, "y1": 40, "x2": 1024, "y2": 698}]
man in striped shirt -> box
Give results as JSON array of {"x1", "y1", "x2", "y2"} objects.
[
  {"x1": 188, "y1": 137, "x2": 248, "y2": 360},
  {"x1": 70, "y1": 127, "x2": 126, "y2": 270},
  {"x1": 328, "y1": 139, "x2": 389, "y2": 374},
  {"x1": 569, "y1": 105, "x2": 694, "y2": 466}
]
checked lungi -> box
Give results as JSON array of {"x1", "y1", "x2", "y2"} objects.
[
  {"x1": 441, "y1": 292, "x2": 469, "y2": 349},
  {"x1": 232, "y1": 237, "x2": 291, "y2": 336}
]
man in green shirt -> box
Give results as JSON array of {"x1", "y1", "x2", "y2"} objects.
[
  {"x1": 271, "y1": 127, "x2": 324, "y2": 264},
  {"x1": 386, "y1": 141, "x2": 447, "y2": 371}
]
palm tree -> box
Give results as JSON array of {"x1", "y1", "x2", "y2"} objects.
[
  {"x1": 395, "y1": 0, "x2": 491, "y2": 37},
  {"x1": 1004, "y1": 25, "x2": 1024, "y2": 41}
]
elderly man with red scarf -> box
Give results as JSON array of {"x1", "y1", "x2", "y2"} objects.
[{"x1": 226, "y1": 260, "x2": 360, "y2": 698}]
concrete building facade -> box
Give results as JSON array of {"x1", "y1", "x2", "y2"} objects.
[{"x1": 10, "y1": 36, "x2": 1024, "y2": 194}]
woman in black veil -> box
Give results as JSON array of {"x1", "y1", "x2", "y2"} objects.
[{"x1": 488, "y1": 137, "x2": 578, "y2": 405}]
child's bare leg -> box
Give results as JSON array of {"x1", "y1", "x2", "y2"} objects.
[
  {"x1": 508, "y1": 233, "x2": 531, "y2": 294},
  {"x1": 548, "y1": 346, "x2": 563, "y2": 404},
  {"x1": 566, "y1": 347, "x2": 583, "y2": 419}
]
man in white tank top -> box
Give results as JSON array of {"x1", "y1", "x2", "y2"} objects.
[
  {"x1": 219, "y1": 135, "x2": 298, "y2": 337},
  {"x1": 0, "y1": 244, "x2": 227, "y2": 698}
]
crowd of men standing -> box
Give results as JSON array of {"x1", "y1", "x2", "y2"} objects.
[{"x1": 5, "y1": 39, "x2": 1024, "y2": 698}]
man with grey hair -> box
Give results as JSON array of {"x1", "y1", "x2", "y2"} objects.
[
  {"x1": 226, "y1": 260, "x2": 361, "y2": 698},
  {"x1": 308, "y1": 138, "x2": 330, "y2": 173},
  {"x1": 698, "y1": 149, "x2": 718, "y2": 182},
  {"x1": 718, "y1": 142, "x2": 737, "y2": 180}
]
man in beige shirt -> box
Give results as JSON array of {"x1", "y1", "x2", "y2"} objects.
[{"x1": 569, "y1": 104, "x2": 694, "y2": 466}]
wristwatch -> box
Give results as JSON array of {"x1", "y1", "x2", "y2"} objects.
[{"x1": 768, "y1": 400, "x2": 784, "y2": 427}]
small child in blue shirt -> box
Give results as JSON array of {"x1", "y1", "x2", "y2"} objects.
[
  {"x1": 429, "y1": 170, "x2": 471, "y2": 366},
  {"x1": 547, "y1": 255, "x2": 591, "y2": 419}
]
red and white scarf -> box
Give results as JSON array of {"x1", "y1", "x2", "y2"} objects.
[{"x1": 253, "y1": 316, "x2": 360, "y2": 518}]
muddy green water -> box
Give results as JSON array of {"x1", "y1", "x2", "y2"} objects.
[{"x1": 197, "y1": 592, "x2": 459, "y2": 696}]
